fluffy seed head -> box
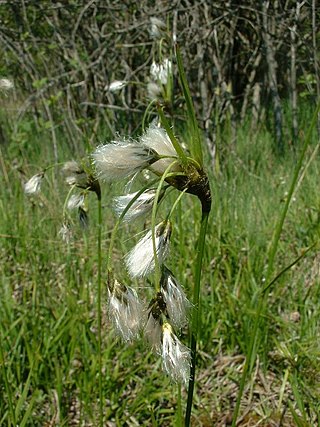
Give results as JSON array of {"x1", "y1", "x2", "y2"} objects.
[
  {"x1": 24, "y1": 173, "x2": 44, "y2": 195},
  {"x1": 67, "y1": 193, "x2": 85, "y2": 210},
  {"x1": 150, "y1": 59, "x2": 172, "y2": 85},
  {"x1": 162, "y1": 322, "x2": 191, "y2": 384},
  {"x1": 0, "y1": 78, "x2": 14, "y2": 93},
  {"x1": 125, "y1": 220, "x2": 171, "y2": 278},
  {"x1": 149, "y1": 17, "x2": 166, "y2": 39},
  {"x1": 106, "y1": 80, "x2": 126, "y2": 92},
  {"x1": 108, "y1": 279, "x2": 144, "y2": 342},
  {"x1": 113, "y1": 189, "x2": 159, "y2": 223},
  {"x1": 161, "y1": 267, "x2": 190, "y2": 329},
  {"x1": 140, "y1": 124, "x2": 180, "y2": 175},
  {"x1": 58, "y1": 222, "x2": 73, "y2": 243},
  {"x1": 92, "y1": 142, "x2": 157, "y2": 182}
]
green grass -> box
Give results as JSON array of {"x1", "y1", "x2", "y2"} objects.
[{"x1": 1, "y1": 111, "x2": 320, "y2": 426}]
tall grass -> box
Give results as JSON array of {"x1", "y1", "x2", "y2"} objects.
[{"x1": 1, "y1": 107, "x2": 320, "y2": 425}]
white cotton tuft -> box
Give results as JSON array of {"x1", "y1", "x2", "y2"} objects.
[
  {"x1": 92, "y1": 142, "x2": 156, "y2": 182},
  {"x1": 140, "y1": 124, "x2": 180, "y2": 175},
  {"x1": 125, "y1": 221, "x2": 171, "y2": 278},
  {"x1": 24, "y1": 173, "x2": 44, "y2": 195},
  {"x1": 108, "y1": 280, "x2": 144, "y2": 342},
  {"x1": 161, "y1": 267, "x2": 190, "y2": 329},
  {"x1": 162, "y1": 323, "x2": 191, "y2": 385},
  {"x1": 67, "y1": 193, "x2": 85, "y2": 210},
  {"x1": 113, "y1": 189, "x2": 157, "y2": 222}
]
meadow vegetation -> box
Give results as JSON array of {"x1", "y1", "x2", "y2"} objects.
[
  {"x1": 1, "y1": 2, "x2": 320, "y2": 425},
  {"x1": 1, "y1": 100, "x2": 320, "y2": 426}
]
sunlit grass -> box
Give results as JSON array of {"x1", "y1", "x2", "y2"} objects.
[{"x1": 1, "y1": 113, "x2": 320, "y2": 425}]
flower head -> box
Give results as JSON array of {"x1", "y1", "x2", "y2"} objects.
[
  {"x1": 92, "y1": 141, "x2": 157, "y2": 182},
  {"x1": 125, "y1": 220, "x2": 171, "y2": 278},
  {"x1": 108, "y1": 279, "x2": 144, "y2": 342},
  {"x1": 149, "y1": 17, "x2": 166, "y2": 39},
  {"x1": 67, "y1": 193, "x2": 85, "y2": 210},
  {"x1": 24, "y1": 173, "x2": 44, "y2": 195},
  {"x1": 58, "y1": 222, "x2": 73, "y2": 243},
  {"x1": 161, "y1": 267, "x2": 190, "y2": 329},
  {"x1": 0, "y1": 78, "x2": 14, "y2": 93},
  {"x1": 113, "y1": 189, "x2": 162, "y2": 223},
  {"x1": 140, "y1": 124, "x2": 180, "y2": 175},
  {"x1": 150, "y1": 59, "x2": 172, "y2": 85},
  {"x1": 106, "y1": 80, "x2": 126, "y2": 92},
  {"x1": 162, "y1": 322, "x2": 191, "y2": 384}
]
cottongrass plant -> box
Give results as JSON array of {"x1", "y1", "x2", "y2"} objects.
[
  {"x1": 0, "y1": 78, "x2": 14, "y2": 94},
  {"x1": 93, "y1": 68, "x2": 212, "y2": 422}
]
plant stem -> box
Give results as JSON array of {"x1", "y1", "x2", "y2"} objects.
[
  {"x1": 185, "y1": 209, "x2": 210, "y2": 427},
  {"x1": 97, "y1": 196, "x2": 103, "y2": 426},
  {"x1": 231, "y1": 102, "x2": 320, "y2": 426}
]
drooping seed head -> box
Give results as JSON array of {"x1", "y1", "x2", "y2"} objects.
[
  {"x1": 0, "y1": 78, "x2": 14, "y2": 93},
  {"x1": 106, "y1": 80, "x2": 127, "y2": 92},
  {"x1": 113, "y1": 189, "x2": 163, "y2": 223},
  {"x1": 150, "y1": 59, "x2": 172, "y2": 85},
  {"x1": 161, "y1": 322, "x2": 191, "y2": 385},
  {"x1": 149, "y1": 17, "x2": 166, "y2": 39},
  {"x1": 140, "y1": 124, "x2": 180, "y2": 175},
  {"x1": 125, "y1": 220, "x2": 172, "y2": 278},
  {"x1": 107, "y1": 279, "x2": 144, "y2": 342},
  {"x1": 161, "y1": 267, "x2": 190, "y2": 329},
  {"x1": 67, "y1": 193, "x2": 85, "y2": 210},
  {"x1": 92, "y1": 141, "x2": 158, "y2": 182},
  {"x1": 24, "y1": 173, "x2": 44, "y2": 195},
  {"x1": 58, "y1": 222, "x2": 73, "y2": 243}
]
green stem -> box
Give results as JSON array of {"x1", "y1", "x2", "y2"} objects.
[
  {"x1": 231, "y1": 102, "x2": 320, "y2": 426},
  {"x1": 185, "y1": 209, "x2": 210, "y2": 427},
  {"x1": 176, "y1": 383, "x2": 182, "y2": 426},
  {"x1": 97, "y1": 196, "x2": 103, "y2": 426}
]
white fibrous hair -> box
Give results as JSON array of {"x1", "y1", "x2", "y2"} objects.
[
  {"x1": 161, "y1": 267, "x2": 190, "y2": 329},
  {"x1": 106, "y1": 80, "x2": 126, "y2": 92},
  {"x1": 0, "y1": 78, "x2": 14, "y2": 92},
  {"x1": 67, "y1": 193, "x2": 85, "y2": 210},
  {"x1": 149, "y1": 17, "x2": 166, "y2": 39},
  {"x1": 108, "y1": 280, "x2": 144, "y2": 342},
  {"x1": 58, "y1": 222, "x2": 73, "y2": 243},
  {"x1": 125, "y1": 221, "x2": 171, "y2": 278},
  {"x1": 162, "y1": 323, "x2": 191, "y2": 384},
  {"x1": 24, "y1": 173, "x2": 44, "y2": 195},
  {"x1": 92, "y1": 142, "x2": 157, "y2": 182},
  {"x1": 113, "y1": 189, "x2": 157, "y2": 222},
  {"x1": 140, "y1": 124, "x2": 179, "y2": 175},
  {"x1": 144, "y1": 311, "x2": 162, "y2": 350},
  {"x1": 150, "y1": 59, "x2": 172, "y2": 85}
]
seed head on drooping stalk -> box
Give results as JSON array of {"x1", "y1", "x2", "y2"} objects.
[{"x1": 106, "y1": 272, "x2": 145, "y2": 342}]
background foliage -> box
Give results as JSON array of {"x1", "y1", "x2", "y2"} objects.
[{"x1": 1, "y1": 1, "x2": 320, "y2": 426}]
